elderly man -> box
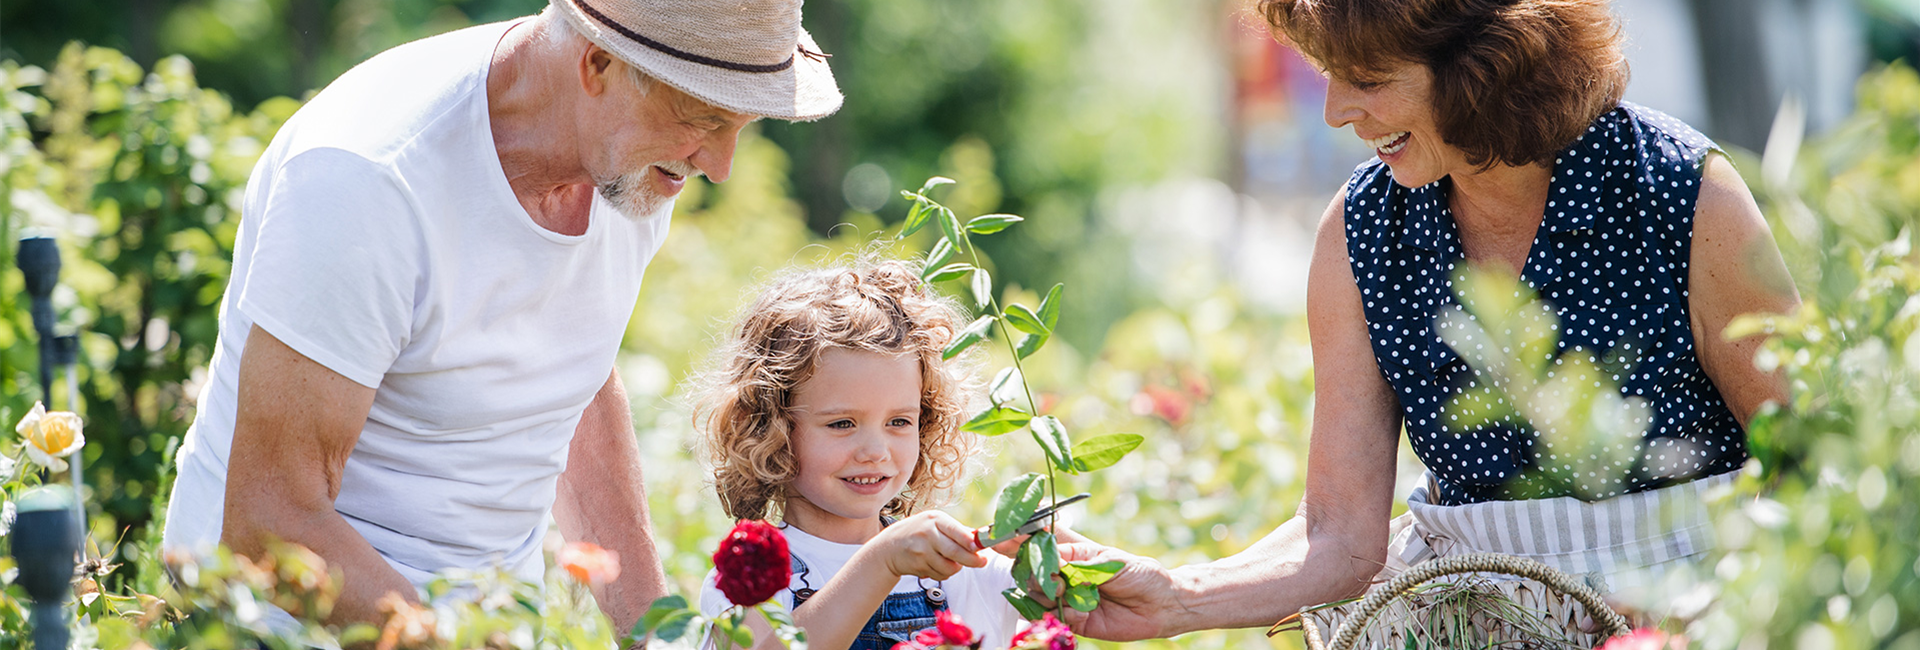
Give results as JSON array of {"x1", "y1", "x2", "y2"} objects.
[{"x1": 161, "y1": 0, "x2": 840, "y2": 631}]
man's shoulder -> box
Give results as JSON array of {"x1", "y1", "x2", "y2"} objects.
[{"x1": 271, "y1": 20, "x2": 519, "y2": 165}]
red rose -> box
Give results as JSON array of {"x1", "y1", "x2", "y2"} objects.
[
  {"x1": 935, "y1": 610, "x2": 979, "y2": 648},
  {"x1": 712, "y1": 520, "x2": 791, "y2": 607},
  {"x1": 1010, "y1": 613, "x2": 1074, "y2": 650}
]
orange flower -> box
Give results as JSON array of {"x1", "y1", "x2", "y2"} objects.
[
  {"x1": 375, "y1": 592, "x2": 437, "y2": 650},
  {"x1": 557, "y1": 541, "x2": 622, "y2": 587}
]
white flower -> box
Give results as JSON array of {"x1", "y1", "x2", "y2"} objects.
[{"x1": 14, "y1": 401, "x2": 85, "y2": 472}]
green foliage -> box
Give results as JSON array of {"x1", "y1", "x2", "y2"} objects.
[
  {"x1": 904, "y1": 177, "x2": 1158, "y2": 624},
  {"x1": 1, "y1": 43, "x2": 291, "y2": 595},
  {"x1": 1684, "y1": 63, "x2": 1920, "y2": 650},
  {"x1": 1435, "y1": 268, "x2": 1655, "y2": 501}
]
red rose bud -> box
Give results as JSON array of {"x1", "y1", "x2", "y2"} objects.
[
  {"x1": 1010, "y1": 613, "x2": 1075, "y2": 650},
  {"x1": 913, "y1": 629, "x2": 945, "y2": 648},
  {"x1": 936, "y1": 610, "x2": 979, "y2": 648},
  {"x1": 713, "y1": 520, "x2": 791, "y2": 607}
]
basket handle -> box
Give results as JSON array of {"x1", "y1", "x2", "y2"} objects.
[{"x1": 1315, "y1": 552, "x2": 1633, "y2": 650}]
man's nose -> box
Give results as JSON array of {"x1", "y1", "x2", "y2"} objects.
[{"x1": 691, "y1": 130, "x2": 740, "y2": 183}]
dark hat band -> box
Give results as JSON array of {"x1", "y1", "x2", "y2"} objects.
[{"x1": 569, "y1": 0, "x2": 796, "y2": 73}]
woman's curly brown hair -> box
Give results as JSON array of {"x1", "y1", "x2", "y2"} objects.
[
  {"x1": 1257, "y1": 0, "x2": 1629, "y2": 169},
  {"x1": 690, "y1": 258, "x2": 982, "y2": 522}
]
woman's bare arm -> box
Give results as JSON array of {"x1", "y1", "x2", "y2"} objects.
[
  {"x1": 1059, "y1": 191, "x2": 1406, "y2": 639},
  {"x1": 1687, "y1": 155, "x2": 1802, "y2": 425}
]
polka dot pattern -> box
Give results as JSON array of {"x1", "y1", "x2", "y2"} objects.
[{"x1": 1342, "y1": 102, "x2": 1747, "y2": 505}]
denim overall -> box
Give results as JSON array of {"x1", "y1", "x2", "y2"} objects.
[{"x1": 789, "y1": 522, "x2": 949, "y2": 650}]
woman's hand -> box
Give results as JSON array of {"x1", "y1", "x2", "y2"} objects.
[
  {"x1": 871, "y1": 511, "x2": 989, "y2": 580},
  {"x1": 1050, "y1": 541, "x2": 1184, "y2": 642}
]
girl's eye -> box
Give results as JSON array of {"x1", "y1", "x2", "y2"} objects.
[
  {"x1": 889, "y1": 418, "x2": 914, "y2": 428},
  {"x1": 827, "y1": 419, "x2": 856, "y2": 430}
]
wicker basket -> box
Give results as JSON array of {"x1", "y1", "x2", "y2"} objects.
[{"x1": 1270, "y1": 553, "x2": 1632, "y2": 650}]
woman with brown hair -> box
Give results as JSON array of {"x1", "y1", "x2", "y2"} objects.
[{"x1": 1055, "y1": 0, "x2": 1800, "y2": 641}]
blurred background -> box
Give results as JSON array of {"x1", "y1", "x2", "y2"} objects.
[{"x1": 3, "y1": 0, "x2": 1919, "y2": 648}]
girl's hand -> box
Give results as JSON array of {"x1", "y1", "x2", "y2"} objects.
[{"x1": 872, "y1": 511, "x2": 988, "y2": 580}]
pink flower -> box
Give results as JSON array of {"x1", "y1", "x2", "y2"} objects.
[
  {"x1": 1009, "y1": 613, "x2": 1075, "y2": 650},
  {"x1": 557, "y1": 542, "x2": 622, "y2": 587},
  {"x1": 935, "y1": 611, "x2": 978, "y2": 647},
  {"x1": 713, "y1": 520, "x2": 791, "y2": 607},
  {"x1": 896, "y1": 611, "x2": 980, "y2": 650},
  {"x1": 1596, "y1": 628, "x2": 1683, "y2": 650}
]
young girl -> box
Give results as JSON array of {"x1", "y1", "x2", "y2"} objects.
[{"x1": 692, "y1": 259, "x2": 1020, "y2": 650}]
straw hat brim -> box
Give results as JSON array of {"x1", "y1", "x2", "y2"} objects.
[{"x1": 549, "y1": 0, "x2": 843, "y2": 122}]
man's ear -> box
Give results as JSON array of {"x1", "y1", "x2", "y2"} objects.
[{"x1": 578, "y1": 44, "x2": 617, "y2": 97}]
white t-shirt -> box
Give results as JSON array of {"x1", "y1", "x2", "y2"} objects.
[
  {"x1": 161, "y1": 19, "x2": 672, "y2": 587},
  {"x1": 699, "y1": 524, "x2": 1022, "y2": 650}
]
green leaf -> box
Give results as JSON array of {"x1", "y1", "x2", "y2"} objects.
[
  {"x1": 902, "y1": 198, "x2": 933, "y2": 236},
  {"x1": 971, "y1": 267, "x2": 993, "y2": 309},
  {"x1": 1037, "y1": 283, "x2": 1064, "y2": 330},
  {"x1": 758, "y1": 602, "x2": 796, "y2": 629},
  {"x1": 963, "y1": 405, "x2": 1032, "y2": 436},
  {"x1": 989, "y1": 366, "x2": 1023, "y2": 405},
  {"x1": 1060, "y1": 560, "x2": 1126, "y2": 586},
  {"x1": 1012, "y1": 538, "x2": 1033, "y2": 584},
  {"x1": 991, "y1": 473, "x2": 1048, "y2": 541},
  {"x1": 653, "y1": 610, "x2": 699, "y2": 642},
  {"x1": 920, "y1": 176, "x2": 956, "y2": 193},
  {"x1": 1016, "y1": 331, "x2": 1049, "y2": 360},
  {"x1": 966, "y1": 213, "x2": 1025, "y2": 234},
  {"x1": 634, "y1": 595, "x2": 690, "y2": 637},
  {"x1": 1002, "y1": 587, "x2": 1049, "y2": 621},
  {"x1": 936, "y1": 206, "x2": 965, "y2": 252},
  {"x1": 1004, "y1": 303, "x2": 1048, "y2": 335},
  {"x1": 1029, "y1": 416, "x2": 1076, "y2": 473},
  {"x1": 943, "y1": 315, "x2": 995, "y2": 360},
  {"x1": 1070, "y1": 434, "x2": 1144, "y2": 472},
  {"x1": 1066, "y1": 581, "x2": 1100, "y2": 612},
  {"x1": 716, "y1": 610, "x2": 755, "y2": 648},
  {"x1": 923, "y1": 237, "x2": 957, "y2": 280},
  {"x1": 927, "y1": 263, "x2": 977, "y2": 283},
  {"x1": 1034, "y1": 532, "x2": 1063, "y2": 599}
]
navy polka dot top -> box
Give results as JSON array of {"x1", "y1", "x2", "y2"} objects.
[{"x1": 1343, "y1": 102, "x2": 1747, "y2": 506}]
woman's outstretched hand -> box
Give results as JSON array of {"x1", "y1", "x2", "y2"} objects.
[{"x1": 1048, "y1": 538, "x2": 1187, "y2": 642}]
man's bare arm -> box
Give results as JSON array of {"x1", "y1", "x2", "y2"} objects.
[
  {"x1": 553, "y1": 371, "x2": 670, "y2": 633},
  {"x1": 222, "y1": 325, "x2": 417, "y2": 625}
]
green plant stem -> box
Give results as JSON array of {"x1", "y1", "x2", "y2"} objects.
[{"x1": 960, "y1": 231, "x2": 1065, "y2": 617}]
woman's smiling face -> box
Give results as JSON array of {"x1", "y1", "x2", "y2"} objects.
[{"x1": 1323, "y1": 63, "x2": 1468, "y2": 188}]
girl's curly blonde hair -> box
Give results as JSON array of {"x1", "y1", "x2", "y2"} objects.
[{"x1": 691, "y1": 258, "x2": 982, "y2": 522}]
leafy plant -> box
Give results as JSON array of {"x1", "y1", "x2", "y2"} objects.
[{"x1": 900, "y1": 176, "x2": 1141, "y2": 619}]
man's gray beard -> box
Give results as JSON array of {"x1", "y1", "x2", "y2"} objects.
[
  {"x1": 597, "y1": 162, "x2": 696, "y2": 222},
  {"x1": 596, "y1": 172, "x2": 671, "y2": 222}
]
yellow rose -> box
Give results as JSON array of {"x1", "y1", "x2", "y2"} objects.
[{"x1": 14, "y1": 401, "x2": 85, "y2": 472}]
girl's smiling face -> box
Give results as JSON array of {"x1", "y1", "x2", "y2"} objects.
[
  {"x1": 782, "y1": 347, "x2": 925, "y2": 544},
  {"x1": 1323, "y1": 63, "x2": 1470, "y2": 188}
]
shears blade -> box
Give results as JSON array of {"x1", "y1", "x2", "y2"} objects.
[{"x1": 972, "y1": 492, "x2": 1090, "y2": 548}]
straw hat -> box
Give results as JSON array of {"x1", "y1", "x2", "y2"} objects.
[{"x1": 548, "y1": 0, "x2": 843, "y2": 121}]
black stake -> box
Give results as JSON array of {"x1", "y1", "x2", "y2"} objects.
[{"x1": 17, "y1": 237, "x2": 61, "y2": 403}]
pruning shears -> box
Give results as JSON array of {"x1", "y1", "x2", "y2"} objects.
[{"x1": 971, "y1": 493, "x2": 1090, "y2": 549}]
